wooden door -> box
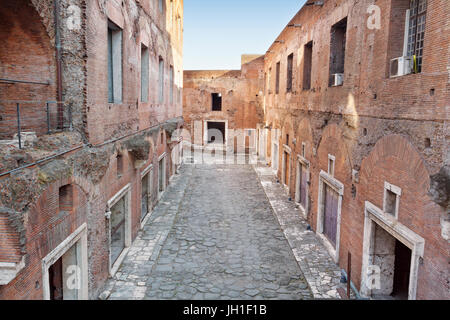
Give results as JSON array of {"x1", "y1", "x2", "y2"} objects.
[{"x1": 323, "y1": 185, "x2": 339, "y2": 247}]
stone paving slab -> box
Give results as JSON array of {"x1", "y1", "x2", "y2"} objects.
[
  {"x1": 253, "y1": 164, "x2": 355, "y2": 299},
  {"x1": 100, "y1": 164, "x2": 313, "y2": 300}
]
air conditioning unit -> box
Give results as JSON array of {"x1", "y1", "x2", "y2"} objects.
[
  {"x1": 331, "y1": 73, "x2": 344, "y2": 86},
  {"x1": 390, "y1": 56, "x2": 413, "y2": 78}
]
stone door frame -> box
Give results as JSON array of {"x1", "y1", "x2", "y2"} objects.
[
  {"x1": 295, "y1": 154, "x2": 310, "y2": 219},
  {"x1": 360, "y1": 201, "x2": 425, "y2": 300},
  {"x1": 140, "y1": 164, "x2": 154, "y2": 229},
  {"x1": 281, "y1": 144, "x2": 292, "y2": 193},
  {"x1": 42, "y1": 223, "x2": 89, "y2": 300},
  {"x1": 203, "y1": 119, "x2": 228, "y2": 148},
  {"x1": 106, "y1": 184, "x2": 132, "y2": 277},
  {"x1": 316, "y1": 170, "x2": 344, "y2": 263}
]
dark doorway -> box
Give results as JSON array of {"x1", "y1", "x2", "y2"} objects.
[
  {"x1": 49, "y1": 257, "x2": 64, "y2": 300},
  {"x1": 207, "y1": 122, "x2": 225, "y2": 144},
  {"x1": 392, "y1": 240, "x2": 412, "y2": 299}
]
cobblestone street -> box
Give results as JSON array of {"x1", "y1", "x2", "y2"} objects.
[{"x1": 100, "y1": 163, "x2": 346, "y2": 300}]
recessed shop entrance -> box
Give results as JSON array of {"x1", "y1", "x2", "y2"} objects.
[
  {"x1": 42, "y1": 224, "x2": 88, "y2": 300},
  {"x1": 361, "y1": 201, "x2": 425, "y2": 300},
  {"x1": 206, "y1": 121, "x2": 226, "y2": 144}
]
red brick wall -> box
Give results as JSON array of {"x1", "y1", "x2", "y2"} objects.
[
  {"x1": 264, "y1": 0, "x2": 449, "y2": 299},
  {"x1": 0, "y1": 0, "x2": 183, "y2": 300},
  {"x1": 85, "y1": 0, "x2": 183, "y2": 145},
  {"x1": 183, "y1": 56, "x2": 265, "y2": 141},
  {"x1": 0, "y1": 178, "x2": 88, "y2": 300},
  {"x1": 0, "y1": 0, "x2": 57, "y2": 139}
]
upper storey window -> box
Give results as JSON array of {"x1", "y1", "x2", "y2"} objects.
[
  {"x1": 275, "y1": 62, "x2": 280, "y2": 94},
  {"x1": 141, "y1": 44, "x2": 149, "y2": 103},
  {"x1": 108, "y1": 20, "x2": 123, "y2": 103},
  {"x1": 407, "y1": 0, "x2": 427, "y2": 73},
  {"x1": 389, "y1": 0, "x2": 427, "y2": 77},
  {"x1": 159, "y1": 0, "x2": 164, "y2": 13},
  {"x1": 329, "y1": 18, "x2": 347, "y2": 87},
  {"x1": 303, "y1": 41, "x2": 313, "y2": 90},
  {"x1": 159, "y1": 57, "x2": 164, "y2": 104},
  {"x1": 286, "y1": 53, "x2": 294, "y2": 92},
  {"x1": 212, "y1": 93, "x2": 222, "y2": 111}
]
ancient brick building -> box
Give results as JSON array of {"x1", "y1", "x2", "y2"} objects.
[
  {"x1": 0, "y1": 0, "x2": 183, "y2": 299},
  {"x1": 181, "y1": 0, "x2": 449, "y2": 300},
  {"x1": 261, "y1": 0, "x2": 449, "y2": 299},
  {"x1": 182, "y1": 55, "x2": 264, "y2": 157}
]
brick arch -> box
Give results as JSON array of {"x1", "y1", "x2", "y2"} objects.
[
  {"x1": 26, "y1": 178, "x2": 89, "y2": 236},
  {"x1": 359, "y1": 135, "x2": 430, "y2": 193},
  {"x1": 0, "y1": 177, "x2": 90, "y2": 299},
  {"x1": 295, "y1": 118, "x2": 313, "y2": 158},
  {"x1": 356, "y1": 135, "x2": 449, "y2": 300},
  {"x1": 281, "y1": 116, "x2": 295, "y2": 145},
  {"x1": 316, "y1": 124, "x2": 352, "y2": 176}
]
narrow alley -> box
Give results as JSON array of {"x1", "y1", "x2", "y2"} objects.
[{"x1": 100, "y1": 163, "x2": 342, "y2": 300}]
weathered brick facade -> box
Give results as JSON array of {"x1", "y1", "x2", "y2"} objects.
[
  {"x1": 183, "y1": 55, "x2": 264, "y2": 150},
  {"x1": 262, "y1": 0, "x2": 449, "y2": 299},
  {"x1": 0, "y1": 0, "x2": 183, "y2": 299}
]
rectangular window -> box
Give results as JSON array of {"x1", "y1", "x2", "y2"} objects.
[
  {"x1": 159, "y1": 57, "x2": 164, "y2": 104},
  {"x1": 169, "y1": 65, "x2": 174, "y2": 104},
  {"x1": 59, "y1": 184, "x2": 73, "y2": 212},
  {"x1": 329, "y1": 18, "x2": 347, "y2": 87},
  {"x1": 110, "y1": 195, "x2": 126, "y2": 264},
  {"x1": 328, "y1": 154, "x2": 335, "y2": 176},
  {"x1": 108, "y1": 20, "x2": 123, "y2": 103},
  {"x1": 384, "y1": 182, "x2": 402, "y2": 218},
  {"x1": 117, "y1": 154, "x2": 123, "y2": 177},
  {"x1": 141, "y1": 44, "x2": 149, "y2": 102},
  {"x1": 407, "y1": 0, "x2": 427, "y2": 73},
  {"x1": 159, "y1": 0, "x2": 163, "y2": 13},
  {"x1": 211, "y1": 93, "x2": 222, "y2": 111},
  {"x1": 385, "y1": 190, "x2": 397, "y2": 216},
  {"x1": 303, "y1": 41, "x2": 313, "y2": 90},
  {"x1": 275, "y1": 62, "x2": 280, "y2": 94},
  {"x1": 286, "y1": 53, "x2": 294, "y2": 92}
]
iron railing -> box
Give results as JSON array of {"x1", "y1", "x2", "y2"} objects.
[{"x1": 0, "y1": 100, "x2": 71, "y2": 149}]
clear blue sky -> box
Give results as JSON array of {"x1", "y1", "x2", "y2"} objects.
[{"x1": 183, "y1": 0, "x2": 306, "y2": 70}]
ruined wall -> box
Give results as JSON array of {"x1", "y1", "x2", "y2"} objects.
[
  {"x1": 0, "y1": 0, "x2": 57, "y2": 139},
  {"x1": 263, "y1": 0, "x2": 449, "y2": 299},
  {"x1": 0, "y1": 0, "x2": 184, "y2": 300},
  {"x1": 183, "y1": 55, "x2": 265, "y2": 142}
]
